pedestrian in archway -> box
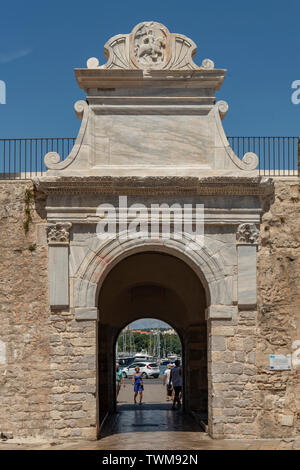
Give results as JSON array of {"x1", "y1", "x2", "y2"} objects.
[
  {"x1": 116, "y1": 363, "x2": 125, "y2": 401},
  {"x1": 170, "y1": 359, "x2": 182, "y2": 410},
  {"x1": 163, "y1": 363, "x2": 173, "y2": 401},
  {"x1": 132, "y1": 366, "x2": 144, "y2": 405}
]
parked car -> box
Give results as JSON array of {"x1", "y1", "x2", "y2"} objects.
[
  {"x1": 117, "y1": 357, "x2": 136, "y2": 368},
  {"x1": 122, "y1": 362, "x2": 160, "y2": 379}
]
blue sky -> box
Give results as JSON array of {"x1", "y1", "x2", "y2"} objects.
[
  {"x1": 0, "y1": 0, "x2": 299, "y2": 138},
  {"x1": 130, "y1": 319, "x2": 170, "y2": 330}
]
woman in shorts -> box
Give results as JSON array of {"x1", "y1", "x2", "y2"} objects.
[{"x1": 132, "y1": 366, "x2": 144, "y2": 405}]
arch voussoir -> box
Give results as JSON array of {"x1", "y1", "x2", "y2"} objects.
[{"x1": 73, "y1": 234, "x2": 232, "y2": 314}]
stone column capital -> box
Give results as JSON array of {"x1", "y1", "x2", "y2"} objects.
[
  {"x1": 236, "y1": 223, "x2": 259, "y2": 245},
  {"x1": 46, "y1": 222, "x2": 72, "y2": 245}
]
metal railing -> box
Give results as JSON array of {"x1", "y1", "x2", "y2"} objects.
[
  {"x1": 0, "y1": 136, "x2": 299, "y2": 179},
  {"x1": 0, "y1": 138, "x2": 75, "y2": 179},
  {"x1": 228, "y1": 136, "x2": 299, "y2": 177}
]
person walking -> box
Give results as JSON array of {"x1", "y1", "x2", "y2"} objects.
[
  {"x1": 132, "y1": 366, "x2": 144, "y2": 405},
  {"x1": 163, "y1": 363, "x2": 173, "y2": 401},
  {"x1": 116, "y1": 363, "x2": 125, "y2": 400},
  {"x1": 170, "y1": 359, "x2": 182, "y2": 410}
]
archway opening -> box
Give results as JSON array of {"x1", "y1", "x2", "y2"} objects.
[
  {"x1": 116, "y1": 319, "x2": 182, "y2": 409},
  {"x1": 97, "y1": 251, "x2": 208, "y2": 436}
]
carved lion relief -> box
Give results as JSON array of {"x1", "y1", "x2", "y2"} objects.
[{"x1": 132, "y1": 22, "x2": 170, "y2": 69}]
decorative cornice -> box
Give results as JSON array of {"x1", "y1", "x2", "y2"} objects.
[
  {"x1": 35, "y1": 176, "x2": 274, "y2": 197},
  {"x1": 236, "y1": 223, "x2": 259, "y2": 245},
  {"x1": 47, "y1": 222, "x2": 72, "y2": 245},
  {"x1": 74, "y1": 68, "x2": 226, "y2": 93}
]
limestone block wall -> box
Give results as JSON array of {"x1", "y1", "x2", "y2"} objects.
[
  {"x1": 0, "y1": 181, "x2": 97, "y2": 440},
  {"x1": 257, "y1": 180, "x2": 300, "y2": 438},
  {"x1": 208, "y1": 309, "x2": 258, "y2": 438},
  {"x1": 208, "y1": 180, "x2": 300, "y2": 439},
  {"x1": 0, "y1": 181, "x2": 51, "y2": 438}
]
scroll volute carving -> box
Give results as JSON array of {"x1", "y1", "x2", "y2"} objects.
[{"x1": 96, "y1": 21, "x2": 204, "y2": 71}]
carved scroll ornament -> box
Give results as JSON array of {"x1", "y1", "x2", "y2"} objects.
[{"x1": 86, "y1": 21, "x2": 214, "y2": 71}]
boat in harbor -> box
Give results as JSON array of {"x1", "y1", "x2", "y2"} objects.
[
  {"x1": 133, "y1": 351, "x2": 155, "y2": 362},
  {"x1": 159, "y1": 354, "x2": 182, "y2": 365}
]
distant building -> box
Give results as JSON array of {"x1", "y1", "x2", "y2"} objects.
[
  {"x1": 162, "y1": 329, "x2": 176, "y2": 335},
  {"x1": 131, "y1": 329, "x2": 151, "y2": 335}
]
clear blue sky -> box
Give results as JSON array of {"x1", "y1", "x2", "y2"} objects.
[
  {"x1": 0, "y1": 0, "x2": 299, "y2": 138},
  {"x1": 130, "y1": 319, "x2": 170, "y2": 330}
]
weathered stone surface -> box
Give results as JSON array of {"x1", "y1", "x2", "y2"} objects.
[
  {"x1": 0, "y1": 182, "x2": 52, "y2": 438},
  {"x1": 0, "y1": 182, "x2": 97, "y2": 440},
  {"x1": 237, "y1": 245, "x2": 257, "y2": 309},
  {"x1": 257, "y1": 180, "x2": 300, "y2": 439}
]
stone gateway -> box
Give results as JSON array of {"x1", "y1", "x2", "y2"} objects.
[{"x1": 0, "y1": 22, "x2": 299, "y2": 442}]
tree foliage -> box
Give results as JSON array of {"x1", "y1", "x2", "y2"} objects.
[{"x1": 117, "y1": 330, "x2": 181, "y2": 356}]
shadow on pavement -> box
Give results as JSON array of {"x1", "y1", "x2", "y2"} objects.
[{"x1": 101, "y1": 403, "x2": 205, "y2": 438}]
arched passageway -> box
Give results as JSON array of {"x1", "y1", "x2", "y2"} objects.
[{"x1": 97, "y1": 251, "x2": 208, "y2": 434}]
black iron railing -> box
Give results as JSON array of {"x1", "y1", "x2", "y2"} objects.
[
  {"x1": 228, "y1": 137, "x2": 299, "y2": 177},
  {"x1": 0, "y1": 136, "x2": 299, "y2": 179},
  {"x1": 0, "y1": 138, "x2": 75, "y2": 179}
]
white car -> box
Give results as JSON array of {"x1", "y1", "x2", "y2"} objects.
[{"x1": 122, "y1": 362, "x2": 160, "y2": 379}]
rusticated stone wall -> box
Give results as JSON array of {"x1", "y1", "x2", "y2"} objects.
[
  {"x1": 209, "y1": 180, "x2": 300, "y2": 439},
  {"x1": 257, "y1": 180, "x2": 300, "y2": 438},
  {"x1": 0, "y1": 181, "x2": 97, "y2": 441},
  {"x1": 0, "y1": 181, "x2": 51, "y2": 438}
]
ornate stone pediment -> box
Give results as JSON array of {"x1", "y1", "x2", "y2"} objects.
[
  {"x1": 41, "y1": 21, "x2": 259, "y2": 178},
  {"x1": 86, "y1": 21, "x2": 214, "y2": 71}
]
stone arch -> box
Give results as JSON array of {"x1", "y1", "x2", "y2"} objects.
[
  {"x1": 73, "y1": 232, "x2": 232, "y2": 313},
  {"x1": 96, "y1": 250, "x2": 209, "y2": 424}
]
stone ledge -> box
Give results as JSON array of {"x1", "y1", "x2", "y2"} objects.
[
  {"x1": 238, "y1": 303, "x2": 257, "y2": 311},
  {"x1": 206, "y1": 305, "x2": 237, "y2": 320},
  {"x1": 74, "y1": 308, "x2": 99, "y2": 321}
]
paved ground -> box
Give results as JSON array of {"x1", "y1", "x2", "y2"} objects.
[
  {"x1": 1, "y1": 383, "x2": 299, "y2": 450},
  {"x1": 1, "y1": 428, "x2": 299, "y2": 450},
  {"x1": 118, "y1": 380, "x2": 172, "y2": 405}
]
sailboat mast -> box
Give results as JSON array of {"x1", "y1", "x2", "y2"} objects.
[{"x1": 157, "y1": 322, "x2": 160, "y2": 360}]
